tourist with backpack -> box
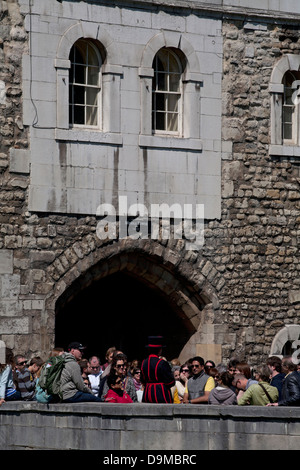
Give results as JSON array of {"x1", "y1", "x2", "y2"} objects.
[{"x1": 60, "y1": 342, "x2": 103, "y2": 403}]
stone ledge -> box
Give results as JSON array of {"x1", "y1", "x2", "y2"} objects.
[
  {"x1": 74, "y1": 0, "x2": 300, "y2": 20},
  {"x1": 269, "y1": 144, "x2": 300, "y2": 157},
  {"x1": 1, "y1": 401, "x2": 299, "y2": 418},
  {"x1": 55, "y1": 129, "x2": 123, "y2": 145},
  {"x1": 1, "y1": 402, "x2": 300, "y2": 450},
  {"x1": 139, "y1": 135, "x2": 203, "y2": 151}
]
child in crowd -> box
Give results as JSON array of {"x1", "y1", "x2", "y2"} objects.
[{"x1": 104, "y1": 374, "x2": 133, "y2": 403}]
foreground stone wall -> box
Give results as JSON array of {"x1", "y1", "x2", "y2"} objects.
[{"x1": 0, "y1": 402, "x2": 299, "y2": 450}]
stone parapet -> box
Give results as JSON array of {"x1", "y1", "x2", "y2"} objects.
[{"x1": 0, "y1": 401, "x2": 299, "y2": 450}]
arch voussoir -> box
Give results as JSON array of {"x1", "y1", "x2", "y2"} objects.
[{"x1": 44, "y1": 237, "x2": 224, "y2": 360}]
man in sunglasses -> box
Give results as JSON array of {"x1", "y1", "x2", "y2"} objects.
[
  {"x1": 15, "y1": 356, "x2": 27, "y2": 374},
  {"x1": 14, "y1": 356, "x2": 27, "y2": 394},
  {"x1": 17, "y1": 356, "x2": 44, "y2": 401},
  {"x1": 182, "y1": 356, "x2": 215, "y2": 404}
]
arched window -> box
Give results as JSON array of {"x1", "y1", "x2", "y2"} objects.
[
  {"x1": 270, "y1": 324, "x2": 300, "y2": 360},
  {"x1": 282, "y1": 70, "x2": 300, "y2": 143},
  {"x1": 69, "y1": 39, "x2": 102, "y2": 127},
  {"x1": 269, "y1": 55, "x2": 300, "y2": 156},
  {"x1": 152, "y1": 48, "x2": 185, "y2": 135}
]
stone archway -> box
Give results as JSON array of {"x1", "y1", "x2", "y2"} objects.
[
  {"x1": 270, "y1": 324, "x2": 300, "y2": 359},
  {"x1": 44, "y1": 237, "x2": 223, "y2": 363},
  {"x1": 55, "y1": 270, "x2": 195, "y2": 361}
]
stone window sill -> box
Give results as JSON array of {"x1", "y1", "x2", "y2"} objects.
[
  {"x1": 55, "y1": 129, "x2": 123, "y2": 145},
  {"x1": 269, "y1": 144, "x2": 300, "y2": 157},
  {"x1": 139, "y1": 135, "x2": 202, "y2": 151}
]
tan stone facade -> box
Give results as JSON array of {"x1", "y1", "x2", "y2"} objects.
[{"x1": 0, "y1": 0, "x2": 300, "y2": 366}]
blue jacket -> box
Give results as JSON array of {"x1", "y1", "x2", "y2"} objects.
[{"x1": 0, "y1": 366, "x2": 16, "y2": 399}]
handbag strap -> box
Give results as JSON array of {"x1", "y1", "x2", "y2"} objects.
[{"x1": 258, "y1": 383, "x2": 274, "y2": 403}]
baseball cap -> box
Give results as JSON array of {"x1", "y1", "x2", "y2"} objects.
[{"x1": 67, "y1": 342, "x2": 85, "y2": 351}]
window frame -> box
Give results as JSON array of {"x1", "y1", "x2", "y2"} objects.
[
  {"x1": 269, "y1": 54, "x2": 300, "y2": 157},
  {"x1": 282, "y1": 70, "x2": 300, "y2": 145},
  {"x1": 138, "y1": 32, "x2": 203, "y2": 149},
  {"x1": 152, "y1": 47, "x2": 184, "y2": 137},
  {"x1": 69, "y1": 38, "x2": 103, "y2": 129},
  {"x1": 55, "y1": 24, "x2": 123, "y2": 144}
]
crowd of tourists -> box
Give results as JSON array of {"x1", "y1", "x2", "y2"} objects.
[{"x1": 1, "y1": 336, "x2": 300, "y2": 407}]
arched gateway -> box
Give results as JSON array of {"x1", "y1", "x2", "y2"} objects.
[{"x1": 44, "y1": 237, "x2": 222, "y2": 364}]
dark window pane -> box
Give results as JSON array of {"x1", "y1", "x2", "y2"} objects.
[
  {"x1": 155, "y1": 111, "x2": 165, "y2": 130},
  {"x1": 283, "y1": 123, "x2": 293, "y2": 140},
  {"x1": 74, "y1": 45, "x2": 85, "y2": 65},
  {"x1": 169, "y1": 73, "x2": 181, "y2": 92},
  {"x1": 157, "y1": 72, "x2": 167, "y2": 91},
  {"x1": 73, "y1": 105, "x2": 85, "y2": 125},
  {"x1": 156, "y1": 93, "x2": 165, "y2": 112},
  {"x1": 73, "y1": 85, "x2": 85, "y2": 105},
  {"x1": 69, "y1": 105, "x2": 73, "y2": 124},
  {"x1": 156, "y1": 57, "x2": 165, "y2": 72}
]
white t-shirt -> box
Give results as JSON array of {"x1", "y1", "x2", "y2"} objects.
[{"x1": 88, "y1": 372, "x2": 102, "y2": 395}]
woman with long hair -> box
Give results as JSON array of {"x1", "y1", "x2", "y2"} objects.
[
  {"x1": 173, "y1": 363, "x2": 191, "y2": 403},
  {"x1": 101, "y1": 352, "x2": 137, "y2": 402}
]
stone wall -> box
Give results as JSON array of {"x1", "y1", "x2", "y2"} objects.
[
  {"x1": 219, "y1": 17, "x2": 300, "y2": 361},
  {"x1": 0, "y1": 402, "x2": 299, "y2": 450},
  {"x1": 0, "y1": 0, "x2": 31, "y2": 353},
  {"x1": 1, "y1": 1, "x2": 300, "y2": 366}
]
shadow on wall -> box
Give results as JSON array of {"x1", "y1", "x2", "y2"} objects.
[{"x1": 55, "y1": 271, "x2": 193, "y2": 363}]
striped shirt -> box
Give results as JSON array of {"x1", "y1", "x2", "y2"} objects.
[{"x1": 17, "y1": 368, "x2": 36, "y2": 400}]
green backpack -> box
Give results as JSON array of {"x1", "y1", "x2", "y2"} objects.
[{"x1": 38, "y1": 355, "x2": 66, "y2": 400}]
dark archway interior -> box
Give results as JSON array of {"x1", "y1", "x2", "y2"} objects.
[{"x1": 55, "y1": 272, "x2": 193, "y2": 364}]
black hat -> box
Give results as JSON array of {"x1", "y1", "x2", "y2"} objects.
[
  {"x1": 67, "y1": 342, "x2": 85, "y2": 351},
  {"x1": 146, "y1": 336, "x2": 165, "y2": 348}
]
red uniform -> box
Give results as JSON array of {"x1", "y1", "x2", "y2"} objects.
[{"x1": 141, "y1": 354, "x2": 175, "y2": 403}]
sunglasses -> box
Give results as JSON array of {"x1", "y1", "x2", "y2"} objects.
[
  {"x1": 17, "y1": 361, "x2": 27, "y2": 366},
  {"x1": 116, "y1": 364, "x2": 125, "y2": 368},
  {"x1": 182, "y1": 369, "x2": 189, "y2": 372}
]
